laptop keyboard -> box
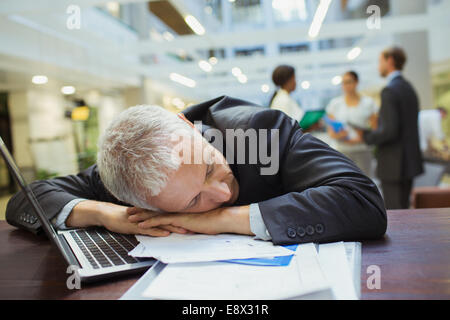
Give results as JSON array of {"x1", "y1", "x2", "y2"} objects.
[{"x1": 69, "y1": 229, "x2": 142, "y2": 269}]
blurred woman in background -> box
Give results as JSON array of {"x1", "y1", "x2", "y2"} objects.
[
  {"x1": 269, "y1": 65, "x2": 304, "y2": 121},
  {"x1": 326, "y1": 71, "x2": 378, "y2": 176}
]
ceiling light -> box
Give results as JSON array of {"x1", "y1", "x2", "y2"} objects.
[
  {"x1": 238, "y1": 74, "x2": 248, "y2": 84},
  {"x1": 172, "y1": 97, "x2": 185, "y2": 110},
  {"x1": 208, "y1": 57, "x2": 218, "y2": 65},
  {"x1": 32, "y1": 75, "x2": 48, "y2": 84},
  {"x1": 261, "y1": 84, "x2": 270, "y2": 93},
  {"x1": 347, "y1": 46, "x2": 362, "y2": 61},
  {"x1": 185, "y1": 15, "x2": 205, "y2": 35},
  {"x1": 308, "y1": 0, "x2": 332, "y2": 39},
  {"x1": 169, "y1": 73, "x2": 196, "y2": 88},
  {"x1": 332, "y1": 75, "x2": 342, "y2": 85},
  {"x1": 198, "y1": 60, "x2": 212, "y2": 72},
  {"x1": 301, "y1": 81, "x2": 310, "y2": 90},
  {"x1": 61, "y1": 86, "x2": 76, "y2": 95},
  {"x1": 232, "y1": 67, "x2": 242, "y2": 77}
]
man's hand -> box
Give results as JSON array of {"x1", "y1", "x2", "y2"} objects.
[{"x1": 129, "y1": 205, "x2": 253, "y2": 236}]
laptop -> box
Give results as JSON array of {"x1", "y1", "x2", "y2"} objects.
[{"x1": 0, "y1": 137, "x2": 156, "y2": 282}]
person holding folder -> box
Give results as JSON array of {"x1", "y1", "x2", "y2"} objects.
[{"x1": 325, "y1": 71, "x2": 378, "y2": 176}]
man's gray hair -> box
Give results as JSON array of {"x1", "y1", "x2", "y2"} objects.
[{"x1": 97, "y1": 105, "x2": 192, "y2": 209}]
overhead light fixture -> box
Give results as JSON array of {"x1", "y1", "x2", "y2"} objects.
[
  {"x1": 332, "y1": 75, "x2": 342, "y2": 85},
  {"x1": 185, "y1": 15, "x2": 205, "y2": 35},
  {"x1": 208, "y1": 57, "x2": 218, "y2": 65},
  {"x1": 169, "y1": 73, "x2": 196, "y2": 88},
  {"x1": 347, "y1": 46, "x2": 362, "y2": 61},
  {"x1": 172, "y1": 97, "x2": 185, "y2": 110},
  {"x1": 198, "y1": 60, "x2": 212, "y2": 72},
  {"x1": 238, "y1": 74, "x2": 248, "y2": 84},
  {"x1": 301, "y1": 81, "x2": 310, "y2": 90},
  {"x1": 32, "y1": 75, "x2": 48, "y2": 84},
  {"x1": 308, "y1": 0, "x2": 332, "y2": 39},
  {"x1": 261, "y1": 84, "x2": 270, "y2": 93},
  {"x1": 61, "y1": 86, "x2": 76, "y2": 95},
  {"x1": 232, "y1": 67, "x2": 242, "y2": 77}
]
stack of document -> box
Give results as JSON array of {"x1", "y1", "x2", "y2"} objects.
[
  {"x1": 129, "y1": 233, "x2": 294, "y2": 263},
  {"x1": 123, "y1": 233, "x2": 361, "y2": 300}
]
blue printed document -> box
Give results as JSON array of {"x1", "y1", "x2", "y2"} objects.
[
  {"x1": 324, "y1": 117, "x2": 345, "y2": 133},
  {"x1": 223, "y1": 244, "x2": 298, "y2": 266}
]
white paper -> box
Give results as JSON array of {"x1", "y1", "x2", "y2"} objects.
[
  {"x1": 129, "y1": 233, "x2": 293, "y2": 263},
  {"x1": 344, "y1": 242, "x2": 362, "y2": 298},
  {"x1": 318, "y1": 241, "x2": 358, "y2": 300},
  {"x1": 142, "y1": 243, "x2": 331, "y2": 300}
]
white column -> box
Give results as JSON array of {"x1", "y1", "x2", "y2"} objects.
[
  {"x1": 390, "y1": 0, "x2": 433, "y2": 108},
  {"x1": 8, "y1": 89, "x2": 79, "y2": 177}
]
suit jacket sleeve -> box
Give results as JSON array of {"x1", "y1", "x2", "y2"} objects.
[
  {"x1": 250, "y1": 110, "x2": 387, "y2": 245},
  {"x1": 363, "y1": 87, "x2": 400, "y2": 146},
  {"x1": 5, "y1": 164, "x2": 122, "y2": 233}
]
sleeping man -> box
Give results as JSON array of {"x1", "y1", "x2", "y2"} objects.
[{"x1": 6, "y1": 96, "x2": 387, "y2": 245}]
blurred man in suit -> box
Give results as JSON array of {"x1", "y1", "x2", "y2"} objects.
[{"x1": 363, "y1": 47, "x2": 424, "y2": 209}]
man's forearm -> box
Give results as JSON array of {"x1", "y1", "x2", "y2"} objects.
[
  {"x1": 65, "y1": 200, "x2": 105, "y2": 228},
  {"x1": 221, "y1": 205, "x2": 253, "y2": 235}
]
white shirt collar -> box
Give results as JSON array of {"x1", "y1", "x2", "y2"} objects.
[{"x1": 386, "y1": 70, "x2": 402, "y2": 84}]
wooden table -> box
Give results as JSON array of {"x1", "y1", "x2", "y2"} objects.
[{"x1": 0, "y1": 208, "x2": 449, "y2": 300}]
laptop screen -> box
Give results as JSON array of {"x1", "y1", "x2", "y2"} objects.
[{"x1": 0, "y1": 136, "x2": 76, "y2": 265}]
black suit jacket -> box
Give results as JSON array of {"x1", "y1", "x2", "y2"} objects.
[
  {"x1": 6, "y1": 96, "x2": 387, "y2": 245},
  {"x1": 363, "y1": 76, "x2": 424, "y2": 181}
]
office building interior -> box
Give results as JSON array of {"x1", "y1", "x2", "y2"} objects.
[{"x1": 1, "y1": 0, "x2": 450, "y2": 217}]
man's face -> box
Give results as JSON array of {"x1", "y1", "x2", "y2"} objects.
[
  {"x1": 378, "y1": 53, "x2": 389, "y2": 78},
  {"x1": 146, "y1": 131, "x2": 239, "y2": 213}
]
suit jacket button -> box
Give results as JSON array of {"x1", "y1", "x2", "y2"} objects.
[
  {"x1": 315, "y1": 223, "x2": 324, "y2": 234},
  {"x1": 297, "y1": 227, "x2": 306, "y2": 237},
  {"x1": 287, "y1": 227, "x2": 296, "y2": 238},
  {"x1": 306, "y1": 225, "x2": 315, "y2": 236}
]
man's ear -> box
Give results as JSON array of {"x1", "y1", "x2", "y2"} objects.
[
  {"x1": 178, "y1": 113, "x2": 203, "y2": 136},
  {"x1": 177, "y1": 113, "x2": 195, "y2": 129}
]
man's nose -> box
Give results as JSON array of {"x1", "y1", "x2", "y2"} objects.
[{"x1": 206, "y1": 180, "x2": 231, "y2": 203}]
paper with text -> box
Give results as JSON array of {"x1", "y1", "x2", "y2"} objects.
[
  {"x1": 129, "y1": 233, "x2": 293, "y2": 263},
  {"x1": 142, "y1": 243, "x2": 331, "y2": 300}
]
